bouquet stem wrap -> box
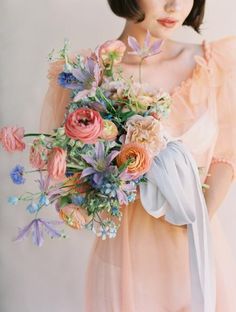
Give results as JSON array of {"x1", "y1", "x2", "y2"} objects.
[{"x1": 139, "y1": 139, "x2": 216, "y2": 312}]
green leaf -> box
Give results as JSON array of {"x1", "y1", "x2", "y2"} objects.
[{"x1": 59, "y1": 195, "x2": 71, "y2": 208}]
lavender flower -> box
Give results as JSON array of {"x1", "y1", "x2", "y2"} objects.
[
  {"x1": 35, "y1": 171, "x2": 63, "y2": 205},
  {"x1": 71, "y1": 54, "x2": 102, "y2": 101},
  {"x1": 12, "y1": 218, "x2": 65, "y2": 247},
  {"x1": 80, "y1": 141, "x2": 120, "y2": 187},
  {"x1": 128, "y1": 29, "x2": 163, "y2": 59},
  {"x1": 10, "y1": 165, "x2": 25, "y2": 185},
  {"x1": 127, "y1": 30, "x2": 163, "y2": 83},
  {"x1": 116, "y1": 171, "x2": 137, "y2": 205}
]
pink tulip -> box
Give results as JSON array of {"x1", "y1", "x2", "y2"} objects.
[
  {"x1": 0, "y1": 126, "x2": 25, "y2": 152},
  {"x1": 29, "y1": 139, "x2": 48, "y2": 169},
  {"x1": 47, "y1": 147, "x2": 67, "y2": 180}
]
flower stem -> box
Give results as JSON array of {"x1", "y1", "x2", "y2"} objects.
[
  {"x1": 138, "y1": 58, "x2": 145, "y2": 84},
  {"x1": 24, "y1": 133, "x2": 55, "y2": 138}
]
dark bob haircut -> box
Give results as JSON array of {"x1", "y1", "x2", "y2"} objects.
[{"x1": 107, "y1": 0, "x2": 206, "y2": 33}]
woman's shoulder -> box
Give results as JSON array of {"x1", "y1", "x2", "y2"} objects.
[
  {"x1": 204, "y1": 35, "x2": 236, "y2": 70},
  {"x1": 176, "y1": 35, "x2": 236, "y2": 61}
]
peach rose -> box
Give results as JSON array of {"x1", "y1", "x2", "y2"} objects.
[
  {"x1": 98, "y1": 40, "x2": 126, "y2": 66},
  {"x1": 59, "y1": 204, "x2": 92, "y2": 230},
  {"x1": 29, "y1": 138, "x2": 48, "y2": 169},
  {"x1": 100, "y1": 120, "x2": 118, "y2": 141},
  {"x1": 125, "y1": 115, "x2": 167, "y2": 157},
  {"x1": 65, "y1": 108, "x2": 104, "y2": 143},
  {"x1": 116, "y1": 142, "x2": 151, "y2": 179},
  {"x1": 47, "y1": 147, "x2": 67, "y2": 180},
  {"x1": 0, "y1": 126, "x2": 25, "y2": 152}
]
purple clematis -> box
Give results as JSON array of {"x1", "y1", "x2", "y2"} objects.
[
  {"x1": 116, "y1": 170, "x2": 137, "y2": 205},
  {"x1": 71, "y1": 53, "x2": 103, "y2": 102},
  {"x1": 12, "y1": 218, "x2": 64, "y2": 247},
  {"x1": 127, "y1": 29, "x2": 163, "y2": 59},
  {"x1": 35, "y1": 171, "x2": 65, "y2": 205},
  {"x1": 80, "y1": 141, "x2": 120, "y2": 187}
]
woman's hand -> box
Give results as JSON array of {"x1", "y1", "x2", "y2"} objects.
[{"x1": 203, "y1": 161, "x2": 234, "y2": 220}]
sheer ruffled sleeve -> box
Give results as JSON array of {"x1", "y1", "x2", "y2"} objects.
[
  {"x1": 39, "y1": 59, "x2": 71, "y2": 133},
  {"x1": 209, "y1": 36, "x2": 236, "y2": 182}
]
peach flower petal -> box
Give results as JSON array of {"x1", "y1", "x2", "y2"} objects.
[{"x1": 59, "y1": 204, "x2": 91, "y2": 230}]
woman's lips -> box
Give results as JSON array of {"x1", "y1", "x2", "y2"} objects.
[{"x1": 157, "y1": 18, "x2": 178, "y2": 28}]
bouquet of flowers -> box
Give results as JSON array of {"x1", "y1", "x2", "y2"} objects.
[{"x1": 0, "y1": 30, "x2": 172, "y2": 246}]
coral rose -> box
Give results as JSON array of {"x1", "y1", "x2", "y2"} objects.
[
  {"x1": 47, "y1": 147, "x2": 67, "y2": 180},
  {"x1": 0, "y1": 126, "x2": 25, "y2": 152},
  {"x1": 116, "y1": 142, "x2": 151, "y2": 179},
  {"x1": 65, "y1": 108, "x2": 104, "y2": 143},
  {"x1": 98, "y1": 40, "x2": 126, "y2": 66},
  {"x1": 29, "y1": 138, "x2": 48, "y2": 169},
  {"x1": 100, "y1": 120, "x2": 118, "y2": 141},
  {"x1": 59, "y1": 204, "x2": 92, "y2": 230},
  {"x1": 125, "y1": 115, "x2": 167, "y2": 157}
]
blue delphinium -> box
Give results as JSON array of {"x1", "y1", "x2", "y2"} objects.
[
  {"x1": 127, "y1": 192, "x2": 136, "y2": 202},
  {"x1": 8, "y1": 196, "x2": 19, "y2": 205},
  {"x1": 111, "y1": 206, "x2": 119, "y2": 216},
  {"x1": 71, "y1": 195, "x2": 85, "y2": 206},
  {"x1": 26, "y1": 202, "x2": 40, "y2": 214},
  {"x1": 39, "y1": 194, "x2": 50, "y2": 207},
  {"x1": 58, "y1": 72, "x2": 78, "y2": 89},
  {"x1": 10, "y1": 165, "x2": 25, "y2": 185},
  {"x1": 101, "y1": 182, "x2": 118, "y2": 198}
]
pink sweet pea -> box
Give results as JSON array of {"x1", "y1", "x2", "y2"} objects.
[{"x1": 0, "y1": 126, "x2": 25, "y2": 152}]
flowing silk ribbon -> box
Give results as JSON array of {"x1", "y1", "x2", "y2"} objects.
[{"x1": 139, "y1": 139, "x2": 216, "y2": 312}]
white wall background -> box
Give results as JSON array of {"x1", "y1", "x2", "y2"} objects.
[{"x1": 0, "y1": 1, "x2": 235, "y2": 311}]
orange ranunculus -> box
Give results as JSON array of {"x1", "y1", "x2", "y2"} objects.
[
  {"x1": 100, "y1": 120, "x2": 118, "y2": 141},
  {"x1": 125, "y1": 115, "x2": 167, "y2": 157},
  {"x1": 65, "y1": 108, "x2": 104, "y2": 143},
  {"x1": 116, "y1": 142, "x2": 152, "y2": 179},
  {"x1": 29, "y1": 138, "x2": 48, "y2": 169},
  {"x1": 59, "y1": 204, "x2": 92, "y2": 230},
  {"x1": 98, "y1": 40, "x2": 126, "y2": 66},
  {"x1": 47, "y1": 147, "x2": 67, "y2": 180},
  {"x1": 0, "y1": 126, "x2": 25, "y2": 152}
]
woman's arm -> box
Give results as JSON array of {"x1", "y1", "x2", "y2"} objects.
[{"x1": 203, "y1": 162, "x2": 234, "y2": 220}]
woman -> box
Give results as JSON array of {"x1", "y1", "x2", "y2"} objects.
[
  {"x1": 83, "y1": 1, "x2": 236, "y2": 311},
  {"x1": 40, "y1": 0, "x2": 236, "y2": 311}
]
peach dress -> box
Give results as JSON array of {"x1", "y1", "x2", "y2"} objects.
[{"x1": 40, "y1": 36, "x2": 236, "y2": 312}]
